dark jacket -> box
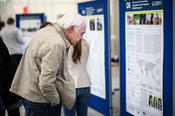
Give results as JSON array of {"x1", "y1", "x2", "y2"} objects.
[{"x1": 0, "y1": 37, "x2": 20, "y2": 107}]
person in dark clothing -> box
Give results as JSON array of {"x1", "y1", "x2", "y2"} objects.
[
  {"x1": 1, "y1": 18, "x2": 24, "y2": 72},
  {"x1": 0, "y1": 37, "x2": 20, "y2": 116}
]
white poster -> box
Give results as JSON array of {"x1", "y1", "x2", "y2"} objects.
[
  {"x1": 83, "y1": 15, "x2": 106, "y2": 99},
  {"x1": 125, "y1": 10, "x2": 163, "y2": 116},
  {"x1": 20, "y1": 19, "x2": 41, "y2": 48}
]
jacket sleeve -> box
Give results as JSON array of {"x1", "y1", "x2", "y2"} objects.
[{"x1": 38, "y1": 44, "x2": 62, "y2": 106}]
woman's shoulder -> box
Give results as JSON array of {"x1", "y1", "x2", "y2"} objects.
[{"x1": 81, "y1": 39, "x2": 89, "y2": 46}]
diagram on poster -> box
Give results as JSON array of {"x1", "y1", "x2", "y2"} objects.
[{"x1": 125, "y1": 10, "x2": 163, "y2": 116}]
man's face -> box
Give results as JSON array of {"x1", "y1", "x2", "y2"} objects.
[{"x1": 67, "y1": 23, "x2": 86, "y2": 45}]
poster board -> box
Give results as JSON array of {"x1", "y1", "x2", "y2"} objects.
[
  {"x1": 16, "y1": 13, "x2": 45, "y2": 48},
  {"x1": 120, "y1": 0, "x2": 173, "y2": 116},
  {"x1": 78, "y1": 0, "x2": 111, "y2": 116}
]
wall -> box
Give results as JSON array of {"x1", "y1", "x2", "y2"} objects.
[
  {"x1": 0, "y1": 0, "x2": 94, "y2": 22},
  {"x1": 0, "y1": 0, "x2": 119, "y2": 58},
  {"x1": 0, "y1": 0, "x2": 78, "y2": 22}
]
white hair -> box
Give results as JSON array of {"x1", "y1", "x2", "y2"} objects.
[{"x1": 57, "y1": 13, "x2": 86, "y2": 32}]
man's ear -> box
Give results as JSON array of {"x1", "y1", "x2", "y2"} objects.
[{"x1": 68, "y1": 26, "x2": 74, "y2": 33}]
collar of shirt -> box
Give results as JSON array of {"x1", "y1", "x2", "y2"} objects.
[{"x1": 53, "y1": 24, "x2": 71, "y2": 49}]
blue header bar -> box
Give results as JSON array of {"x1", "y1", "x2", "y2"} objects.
[
  {"x1": 79, "y1": 4, "x2": 104, "y2": 16},
  {"x1": 125, "y1": 0, "x2": 163, "y2": 11}
]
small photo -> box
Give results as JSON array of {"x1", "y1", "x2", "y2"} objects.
[
  {"x1": 89, "y1": 19, "x2": 95, "y2": 31},
  {"x1": 146, "y1": 13, "x2": 154, "y2": 25},
  {"x1": 153, "y1": 97, "x2": 158, "y2": 108},
  {"x1": 158, "y1": 98, "x2": 162, "y2": 111},
  {"x1": 96, "y1": 18, "x2": 103, "y2": 31},
  {"x1": 133, "y1": 14, "x2": 140, "y2": 25},
  {"x1": 140, "y1": 14, "x2": 146, "y2": 25},
  {"x1": 153, "y1": 13, "x2": 162, "y2": 25},
  {"x1": 148, "y1": 95, "x2": 153, "y2": 106},
  {"x1": 127, "y1": 14, "x2": 133, "y2": 25}
]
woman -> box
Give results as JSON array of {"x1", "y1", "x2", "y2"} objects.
[{"x1": 63, "y1": 39, "x2": 91, "y2": 116}]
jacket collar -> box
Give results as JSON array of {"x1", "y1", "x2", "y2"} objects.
[{"x1": 54, "y1": 24, "x2": 71, "y2": 49}]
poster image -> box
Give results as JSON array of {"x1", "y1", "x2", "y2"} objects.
[
  {"x1": 125, "y1": 10, "x2": 163, "y2": 116},
  {"x1": 80, "y1": 3, "x2": 106, "y2": 99},
  {"x1": 90, "y1": 19, "x2": 95, "y2": 31},
  {"x1": 148, "y1": 95, "x2": 162, "y2": 111},
  {"x1": 96, "y1": 17, "x2": 103, "y2": 31},
  {"x1": 133, "y1": 14, "x2": 140, "y2": 25},
  {"x1": 84, "y1": 15, "x2": 105, "y2": 99},
  {"x1": 127, "y1": 13, "x2": 162, "y2": 25},
  {"x1": 127, "y1": 14, "x2": 134, "y2": 25}
]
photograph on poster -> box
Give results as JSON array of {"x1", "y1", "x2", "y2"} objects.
[
  {"x1": 140, "y1": 14, "x2": 146, "y2": 24},
  {"x1": 96, "y1": 18, "x2": 103, "y2": 31},
  {"x1": 153, "y1": 13, "x2": 162, "y2": 25},
  {"x1": 89, "y1": 19, "x2": 95, "y2": 31},
  {"x1": 148, "y1": 95, "x2": 162, "y2": 111},
  {"x1": 146, "y1": 13, "x2": 154, "y2": 24},
  {"x1": 133, "y1": 14, "x2": 140, "y2": 25},
  {"x1": 127, "y1": 12, "x2": 162, "y2": 25},
  {"x1": 127, "y1": 14, "x2": 133, "y2": 25}
]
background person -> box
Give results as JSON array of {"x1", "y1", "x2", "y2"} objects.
[
  {"x1": 10, "y1": 13, "x2": 86, "y2": 116},
  {"x1": 1, "y1": 17, "x2": 24, "y2": 72},
  {"x1": 0, "y1": 21, "x2": 20, "y2": 116},
  {"x1": 63, "y1": 39, "x2": 91, "y2": 116},
  {"x1": 0, "y1": 20, "x2": 6, "y2": 116}
]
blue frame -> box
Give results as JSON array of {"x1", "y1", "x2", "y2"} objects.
[
  {"x1": 163, "y1": 0, "x2": 173, "y2": 115},
  {"x1": 16, "y1": 13, "x2": 45, "y2": 28},
  {"x1": 119, "y1": 0, "x2": 173, "y2": 116},
  {"x1": 78, "y1": 0, "x2": 110, "y2": 116}
]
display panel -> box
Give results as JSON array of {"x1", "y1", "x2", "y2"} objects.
[
  {"x1": 120, "y1": 0, "x2": 174, "y2": 116},
  {"x1": 78, "y1": 0, "x2": 111, "y2": 115},
  {"x1": 126, "y1": 10, "x2": 163, "y2": 116},
  {"x1": 125, "y1": 1, "x2": 164, "y2": 116},
  {"x1": 16, "y1": 14, "x2": 45, "y2": 48},
  {"x1": 81, "y1": 4, "x2": 106, "y2": 99}
]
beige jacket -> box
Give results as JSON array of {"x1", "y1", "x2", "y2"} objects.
[
  {"x1": 67, "y1": 40, "x2": 91, "y2": 88},
  {"x1": 10, "y1": 24, "x2": 75, "y2": 108}
]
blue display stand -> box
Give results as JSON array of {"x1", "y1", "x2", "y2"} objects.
[
  {"x1": 78, "y1": 0, "x2": 111, "y2": 116},
  {"x1": 16, "y1": 13, "x2": 45, "y2": 28},
  {"x1": 15, "y1": 13, "x2": 46, "y2": 48},
  {"x1": 120, "y1": 0, "x2": 174, "y2": 116}
]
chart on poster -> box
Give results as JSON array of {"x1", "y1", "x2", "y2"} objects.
[{"x1": 125, "y1": 0, "x2": 163, "y2": 116}]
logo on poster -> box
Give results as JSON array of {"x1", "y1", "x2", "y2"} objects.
[
  {"x1": 82, "y1": 10, "x2": 85, "y2": 15},
  {"x1": 126, "y1": 2, "x2": 131, "y2": 9},
  {"x1": 152, "y1": 1, "x2": 162, "y2": 7}
]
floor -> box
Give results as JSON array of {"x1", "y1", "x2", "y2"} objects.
[{"x1": 6, "y1": 64, "x2": 120, "y2": 116}]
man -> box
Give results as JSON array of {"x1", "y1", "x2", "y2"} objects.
[
  {"x1": 1, "y1": 17, "x2": 24, "y2": 71},
  {"x1": 10, "y1": 13, "x2": 86, "y2": 116}
]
